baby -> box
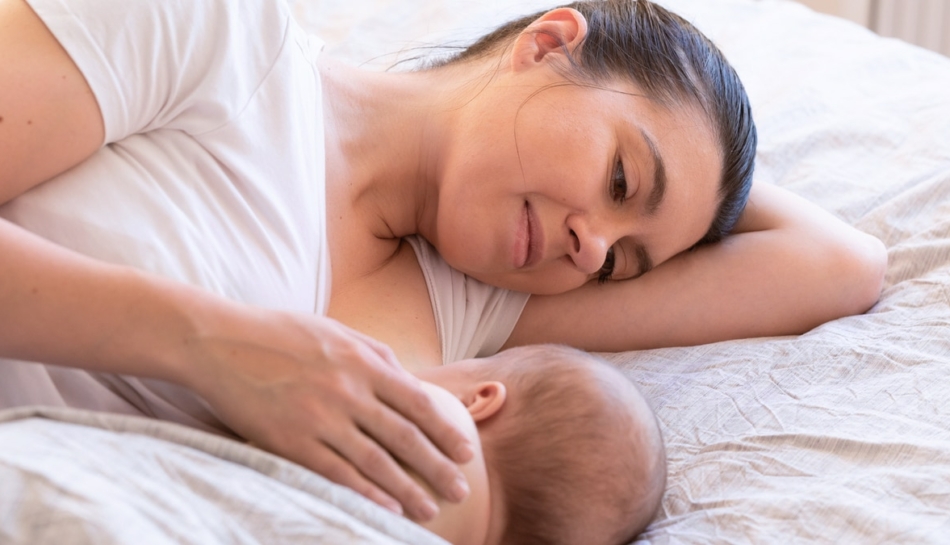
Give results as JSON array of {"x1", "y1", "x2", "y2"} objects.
[{"x1": 413, "y1": 344, "x2": 667, "y2": 545}]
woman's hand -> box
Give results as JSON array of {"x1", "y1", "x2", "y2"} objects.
[
  {"x1": 178, "y1": 304, "x2": 474, "y2": 522},
  {"x1": 0, "y1": 216, "x2": 471, "y2": 522}
]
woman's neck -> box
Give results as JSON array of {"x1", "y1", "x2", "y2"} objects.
[{"x1": 318, "y1": 56, "x2": 470, "y2": 242}]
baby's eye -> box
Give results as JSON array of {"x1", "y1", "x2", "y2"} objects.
[
  {"x1": 597, "y1": 247, "x2": 616, "y2": 284},
  {"x1": 612, "y1": 159, "x2": 628, "y2": 204}
]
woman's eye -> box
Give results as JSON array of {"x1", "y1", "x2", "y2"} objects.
[
  {"x1": 612, "y1": 159, "x2": 628, "y2": 204},
  {"x1": 597, "y1": 247, "x2": 616, "y2": 284}
]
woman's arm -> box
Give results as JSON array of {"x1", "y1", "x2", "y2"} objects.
[
  {"x1": 506, "y1": 182, "x2": 887, "y2": 352},
  {"x1": 0, "y1": 0, "x2": 469, "y2": 521},
  {"x1": 0, "y1": 0, "x2": 102, "y2": 200}
]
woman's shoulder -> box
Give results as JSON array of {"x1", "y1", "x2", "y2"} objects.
[
  {"x1": 10, "y1": 0, "x2": 328, "y2": 314},
  {"x1": 27, "y1": 0, "x2": 294, "y2": 47},
  {"x1": 27, "y1": 0, "x2": 298, "y2": 141}
]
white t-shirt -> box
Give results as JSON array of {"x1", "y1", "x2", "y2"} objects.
[
  {"x1": 0, "y1": 0, "x2": 528, "y2": 431},
  {"x1": 0, "y1": 0, "x2": 328, "y2": 434},
  {"x1": 9, "y1": 0, "x2": 330, "y2": 313}
]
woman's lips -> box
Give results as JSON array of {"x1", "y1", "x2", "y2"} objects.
[{"x1": 516, "y1": 201, "x2": 543, "y2": 269}]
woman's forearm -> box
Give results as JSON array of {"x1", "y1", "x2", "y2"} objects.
[
  {"x1": 0, "y1": 217, "x2": 211, "y2": 385},
  {"x1": 508, "y1": 183, "x2": 888, "y2": 351},
  {"x1": 0, "y1": 217, "x2": 477, "y2": 519}
]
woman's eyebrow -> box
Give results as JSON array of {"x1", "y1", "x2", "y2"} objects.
[
  {"x1": 638, "y1": 127, "x2": 667, "y2": 216},
  {"x1": 634, "y1": 243, "x2": 654, "y2": 277}
]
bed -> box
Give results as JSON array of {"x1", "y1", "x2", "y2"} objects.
[{"x1": 3, "y1": 0, "x2": 950, "y2": 542}]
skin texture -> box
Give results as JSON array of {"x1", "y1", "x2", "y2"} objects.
[{"x1": 0, "y1": 0, "x2": 886, "y2": 526}]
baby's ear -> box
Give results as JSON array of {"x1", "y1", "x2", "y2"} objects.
[{"x1": 464, "y1": 381, "x2": 507, "y2": 423}]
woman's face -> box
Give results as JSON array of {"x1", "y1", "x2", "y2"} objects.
[{"x1": 431, "y1": 69, "x2": 723, "y2": 295}]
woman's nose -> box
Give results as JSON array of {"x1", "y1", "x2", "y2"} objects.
[{"x1": 567, "y1": 216, "x2": 611, "y2": 275}]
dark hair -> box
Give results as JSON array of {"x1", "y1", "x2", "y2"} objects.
[
  {"x1": 438, "y1": 0, "x2": 756, "y2": 245},
  {"x1": 473, "y1": 345, "x2": 667, "y2": 545}
]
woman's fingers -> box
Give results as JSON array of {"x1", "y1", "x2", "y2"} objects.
[
  {"x1": 286, "y1": 433, "x2": 404, "y2": 517},
  {"x1": 369, "y1": 373, "x2": 474, "y2": 496},
  {"x1": 335, "y1": 322, "x2": 475, "y2": 469},
  {"x1": 320, "y1": 414, "x2": 443, "y2": 522},
  {"x1": 186, "y1": 310, "x2": 475, "y2": 520},
  {"x1": 330, "y1": 340, "x2": 473, "y2": 514}
]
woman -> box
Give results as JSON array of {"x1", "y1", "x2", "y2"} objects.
[{"x1": 0, "y1": 0, "x2": 885, "y2": 525}]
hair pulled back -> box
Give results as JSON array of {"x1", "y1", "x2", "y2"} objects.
[{"x1": 440, "y1": 0, "x2": 756, "y2": 244}]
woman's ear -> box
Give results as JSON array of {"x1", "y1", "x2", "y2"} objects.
[
  {"x1": 511, "y1": 7, "x2": 588, "y2": 72},
  {"x1": 462, "y1": 381, "x2": 507, "y2": 423}
]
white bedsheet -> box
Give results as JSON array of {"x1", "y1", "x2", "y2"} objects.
[
  {"x1": 3, "y1": 0, "x2": 950, "y2": 543},
  {"x1": 0, "y1": 407, "x2": 446, "y2": 545}
]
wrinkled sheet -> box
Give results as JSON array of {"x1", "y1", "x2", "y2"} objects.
[
  {"x1": 0, "y1": 407, "x2": 447, "y2": 545},
  {"x1": 4, "y1": 0, "x2": 950, "y2": 543}
]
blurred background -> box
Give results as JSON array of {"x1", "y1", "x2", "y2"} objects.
[{"x1": 790, "y1": 0, "x2": 950, "y2": 56}]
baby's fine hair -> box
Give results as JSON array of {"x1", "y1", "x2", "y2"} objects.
[
  {"x1": 438, "y1": 0, "x2": 757, "y2": 246},
  {"x1": 472, "y1": 345, "x2": 666, "y2": 545}
]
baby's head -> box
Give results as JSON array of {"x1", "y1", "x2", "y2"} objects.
[{"x1": 415, "y1": 344, "x2": 666, "y2": 545}]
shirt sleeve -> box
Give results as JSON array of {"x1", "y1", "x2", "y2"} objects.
[{"x1": 26, "y1": 0, "x2": 293, "y2": 143}]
